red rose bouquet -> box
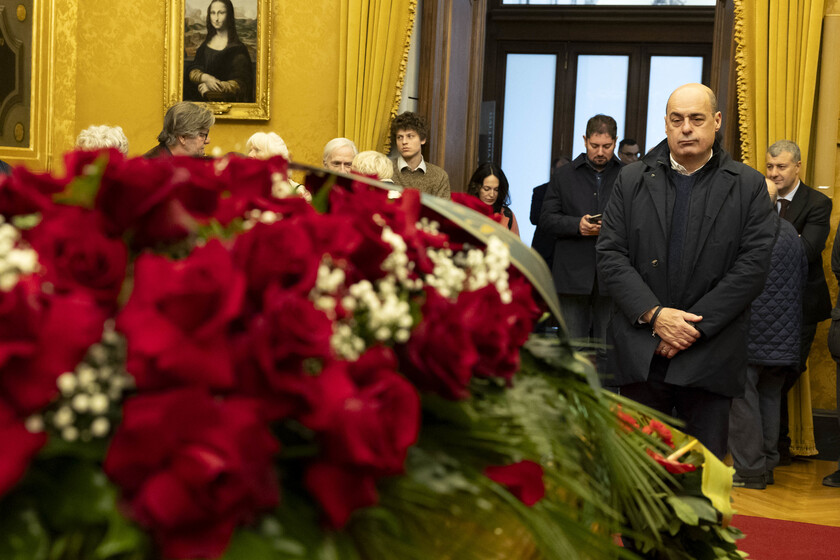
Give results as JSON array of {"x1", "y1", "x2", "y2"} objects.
[{"x1": 0, "y1": 151, "x2": 743, "y2": 560}]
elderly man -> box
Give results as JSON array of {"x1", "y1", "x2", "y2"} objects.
[
  {"x1": 322, "y1": 138, "x2": 358, "y2": 173},
  {"x1": 144, "y1": 102, "x2": 214, "y2": 158},
  {"x1": 596, "y1": 83, "x2": 775, "y2": 457},
  {"x1": 765, "y1": 140, "x2": 833, "y2": 463}
]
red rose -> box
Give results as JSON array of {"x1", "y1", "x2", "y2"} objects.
[
  {"x1": 304, "y1": 461, "x2": 378, "y2": 529},
  {"x1": 232, "y1": 218, "x2": 321, "y2": 304},
  {"x1": 117, "y1": 240, "x2": 244, "y2": 391},
  {"x1": 0, "y1": 279, "x2": 105, "y2": 414},
  {"x1": 309, "y1": 347, "x2": 420, "y2": 475},
  {"x1": 484, "y1": 460, "x2": 546, "y2": 506},
  {"x1": 452, "y1": 192, "x2": 494, "y2": 218},
  {"x1": 0, "y1": 400, "x2": 47, "y2": 498},
  {"x1": 0, "y1": 166, "x2": 65, "y2": 217},
  {"x1": 93, "y1": 155, "x2": 200, "y2": 247},
  {"x1": 26, "y1": 206, "x2": 127, "y2": 307},
  {"x1": 399, "y1": 288, "x2": 479, "y2": 399},
  {"x1": 104, "y1": 388, "x2": 279, "y2": 559},
  {"x1": 456, "y1": 283, "x2": 535, "y2": 383},
  {"x1": 235, "y1": 287, "x2": 333, "y2": 420}
]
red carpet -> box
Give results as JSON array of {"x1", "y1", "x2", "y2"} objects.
[{"x1": 732, "y1": 515, "x2": 840, "y2": 559}]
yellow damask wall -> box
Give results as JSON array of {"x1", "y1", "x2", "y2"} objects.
[{"x1": 47, "y1": 0, "x2": 342, "y2": 170}]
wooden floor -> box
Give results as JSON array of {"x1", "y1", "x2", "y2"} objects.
[{"x1": 731, "y1": 458, "x2": 840, "y2": 527}]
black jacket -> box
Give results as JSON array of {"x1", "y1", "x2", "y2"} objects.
[
  {"x1": 748, "y1": 216, "x2": 806, "y2": 366},
  {"x1": 781, "y1": 182, "x2": 832, "y2": 325},
  {"x1": 596, "y1": 139, "x2": 775, "y2": 397},
  {"x1": 539, "y1": 153, "x2": 622, "y2": 294}
]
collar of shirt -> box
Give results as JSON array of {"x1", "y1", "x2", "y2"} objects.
[
  {"x1": 398, "y1": 155, "x2": 427, "y2": 173},
  {"x1": 669, "y1": 150, "x2": 713, "y2": 176},
  {"x1": 779, "y1": 179, "x2": 801, "y2": 202}
]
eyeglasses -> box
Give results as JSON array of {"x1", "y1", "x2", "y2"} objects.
[{"x1": 196, "y1": 131, "x2": 209, "y2": 140}]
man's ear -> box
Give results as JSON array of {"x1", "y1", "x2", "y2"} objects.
[{"x1": 421, "y1": 137, "x2": 427, "y2": 146}]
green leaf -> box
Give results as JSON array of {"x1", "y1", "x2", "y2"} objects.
[
  {"x1": 678, "y1": 496, "x2": 719, "y2": 524},
  {"x1": 93, "y1": 511, "x2": 148, "y2": 559},
  {"x1": 221, "y1": 529, "x2": 287, "y2": 560},
  {"x1": 666, "y1": 496, "x2": 699, "y2": 526},
  {"x1": 29, "y1": 459, "x2": 118, "y2": 530},
  {"x1": 0, "y1": 503, "x2": 49, "y2": 560},
  {"x1": 54, "y1": 154, "x2": 108, "y2": 209}
]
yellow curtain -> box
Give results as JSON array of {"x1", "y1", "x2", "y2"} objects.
[
  {"x1": 338, "y1": 0, "x2": 417, "y2": 153},
  {"x1": 734, "y1": 0, "x2": 825, "y2": 456},
  {"x1": 735, "y1": 0, "x2": 825, "y2": 174}
]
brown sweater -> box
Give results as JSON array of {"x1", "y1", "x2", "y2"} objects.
[{"x1": 391, "y1": 160, "x2": 451, "y2": 199}]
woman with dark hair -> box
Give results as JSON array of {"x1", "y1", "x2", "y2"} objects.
[
  {"x1": 185, "y1": 0, "x2": 254, "y2": 103},
  {"x1": 467, "y1": 163, "x2": 520, "y2": 236}
]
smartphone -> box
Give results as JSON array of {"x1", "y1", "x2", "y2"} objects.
[{"x1": 588, "y1": 214, "x2": 602, "y2": 224}]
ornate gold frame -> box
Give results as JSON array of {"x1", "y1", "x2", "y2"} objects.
[
  {"x1": 164, "y1": 0, "x2": 271, "y2": 120},
  {"x1": 0, "y1": 0, "x2": 53, "y2": 168}
]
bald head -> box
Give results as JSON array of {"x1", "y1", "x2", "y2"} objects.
[
  {"x1": 666, "y1": 83, "x2": 718, "y2": 115},
  {"x1": 664, "y1": 83, "x2": 722, "y2": 173}
]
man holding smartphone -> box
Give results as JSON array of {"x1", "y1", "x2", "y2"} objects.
[{"x1": 539, "y1": 114, "x2": 623, "y2": 387}]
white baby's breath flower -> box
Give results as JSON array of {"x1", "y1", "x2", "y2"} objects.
[
  {"x1": 57, "y1": 372, "x2": 77, "y2": 395},
  {"x1": 25, "y1": 415, "x2": 44, "y2": 433},
  {"x1": 53, "y1": 406, "x2": 75, "y2": 429},
  {"x1": 90, "y1": 417, "x2": 111, "y2": 438},
  {"x1": 61, "y1": 426, "x2": 79, "y2": 442},
  {"x1": 89, "y1": 393, "x2": 110, "y2": 415},
  {"x1": 71, "y1": 393, "x2": 90, "y2": 413}
]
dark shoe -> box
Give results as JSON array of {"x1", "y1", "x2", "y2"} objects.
[
  {"x1": 777, "y1": 450, "x2": 792, "y2": 466},
  {"x1": 733, "y1": 473, "x2": 766, "y2": 490},
  {"x1": 823, "y1": 470, "x2": 840, "y2": 487},
  {"x1": 765, "y1": 470, "x2": 774, "y2": 485}
]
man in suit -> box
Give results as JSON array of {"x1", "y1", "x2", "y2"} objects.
[
  {"x1": 539, "y1": 115, "x2": 622, "y2": 385},
  {"x1": 530, "y1": 155, "x2": 570, "y2": 268},
  {"x1": 765, "y1": 140, "x2": 833, "y2": 462},
  {"x1": 596, "y1": 83, "x2": 776, "y2": 457}
]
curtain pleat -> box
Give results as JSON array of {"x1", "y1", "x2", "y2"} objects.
[
  {"x1": 338, "y1": 0, "x2": 417, "y2": 153},
  {"x1": 735, "y1": 0, "x2": 825, "y2": 456}
]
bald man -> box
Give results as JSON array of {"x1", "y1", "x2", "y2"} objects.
[{"x1": 596, "y1": 83, "x2": 776, "y2": 457}]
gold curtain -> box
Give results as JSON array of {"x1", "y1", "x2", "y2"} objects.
[
  {"x1": 735, "y1": 0, "x2": 825, "y2": 173},
  {"x1": 338, "y1": 0, "x2": 417, "y2": 153},
  {"x1": 734, "y1": 0, "x2": 826, "y2": 456}
]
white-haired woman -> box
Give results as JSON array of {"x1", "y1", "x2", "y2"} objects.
[
  {"x1": 76, "y1": 125, "x2": 130, "y2": 154},
  {"x1": 351, "y1": 150, "x2": 394, "y2": 183},
  {"x1": 245, "y1": 132, "x2": 310, "y2": 202}
]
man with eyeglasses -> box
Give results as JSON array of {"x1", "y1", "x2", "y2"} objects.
[
  {"x1": 144, "y1": 101, "x2": 215, "y2": 158},
  {"x1": 618, "y1": 138, "x2": 641, "y2": 165}
]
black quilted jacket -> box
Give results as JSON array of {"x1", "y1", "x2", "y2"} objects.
[{"x1": 747, "y1": 215, "x2": 807, "y2": 365}]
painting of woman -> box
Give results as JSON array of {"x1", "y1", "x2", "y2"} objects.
[{"x1": 184, "y1": 0, "x2": 255, "y2": 103}]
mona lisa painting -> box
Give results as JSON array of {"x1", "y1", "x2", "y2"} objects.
[{"x1": 165, "y1": 0, "x2": 270, "y2": 120}]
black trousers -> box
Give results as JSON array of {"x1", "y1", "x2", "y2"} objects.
[{"x1": 621, "y1": 356, "x2": 732, "y2": 459}]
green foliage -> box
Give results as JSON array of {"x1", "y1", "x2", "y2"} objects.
[{"x1": 55, "y1": 155, "x2": 108, "y2": 209}]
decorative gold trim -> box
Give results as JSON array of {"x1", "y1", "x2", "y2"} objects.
[
  {"x1": 384, "y1": 0, "x2": 417, "y2": 153},
  {"x1": 164, "y1": 0, "x2": 271, "y2": 120},
  {"x1": 733, "y1": 0, "x2": 752, "y2": 167},
  {"x1": 0, "y1": 0, "x2": 55, "y2": 169}
]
